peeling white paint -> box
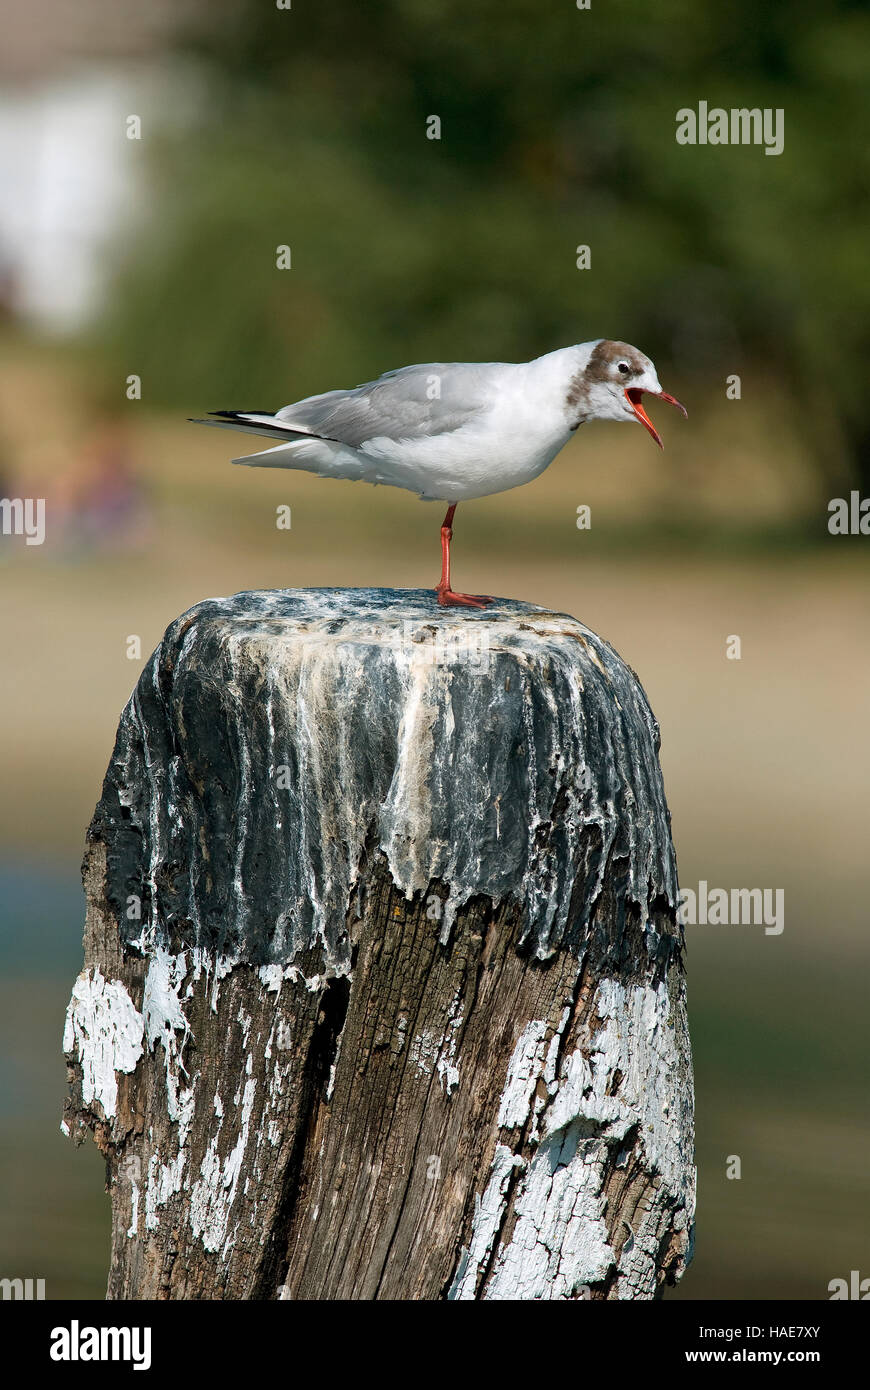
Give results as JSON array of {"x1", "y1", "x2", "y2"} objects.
[
  {"x1": 127, "y1": 1181, "x2": 139, "y2": 1238},
  {"x1": 455, "y1": 976, "x2": 694, "y2": 1300},
  {"x1": 142, "y1": 948, "x2": 192, "y2": 1121},
  {"x1": 437, "y1": 1056, "x2": 460, "y2": 1095},
  {"x1": 69, "y1": 944, "x2": 308, "y2": 1256},
  {"x1": 543, "y1": 979, "x2": 688, "y2": 1194},
  {"x1": 63, "y1": 967, "x2": 144, "y2": 1121},
  {"x1": 543, "y1": 1007, "x2": 571, "y2": 1093},
  {"x1": 258, "y1": 963, "x2": 284, "y2": 993},
  {"x1": 436, "y1": 993, "x2": 464, "y2": 1096},
  {"x1": 258, "y1": 962, "x2": 326, "y2": 994},
  {"x1": 144, "y1": 1156, "x2": 185, "y2": 1231},
  {"x1": 410, "y1": 1029, "x2": 438, "y2": 1077},
  {"x1": 189, "y1": 947, "x2": 236, "y2": 1012},
  {"x1": 142, "y1": 1088, "x2": 194, "y2": 1232},
  {"x1": 497, "y1": 1019, "x2": 549, "y2": 1129},
  {"x1": 484, "y1": 1133, "x2": 615, "y2": 1299},
  {"x1": 449, "y1": 1145, "x2": 525, "y2": 1299},
  {"x1": 189, "y1": 1072, "x2": 257, "y2": 1255}
]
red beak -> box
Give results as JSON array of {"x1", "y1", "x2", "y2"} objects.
[{"x1": 625, "y1": 388, "x2": 688, "y2": 449}]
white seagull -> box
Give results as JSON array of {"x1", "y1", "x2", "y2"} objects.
[{"x1": 192, "y1": 339, "x2": 686, "y2": 608}]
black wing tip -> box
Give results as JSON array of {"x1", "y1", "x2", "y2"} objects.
[
  {"x1": 209, "y1": 409, "x2": 276, "y2": 420},
  {"x1": 189, "y1": 412, "x2": 277, "y2": 428}
]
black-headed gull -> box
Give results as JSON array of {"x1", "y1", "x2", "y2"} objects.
[{"x1": 192, "y1": 339, "x2": 686, "y2": 608}]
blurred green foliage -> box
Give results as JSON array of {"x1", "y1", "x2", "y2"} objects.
[{"x1": 101, "y1": 0, "x2": 870, "y2": 490}]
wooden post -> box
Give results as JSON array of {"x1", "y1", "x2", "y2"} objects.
[{"x1": 63, "y1": 588, "x2": 694, "y2": 1300}]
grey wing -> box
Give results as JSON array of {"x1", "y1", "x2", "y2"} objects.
[{"x1": 275, "y1": 362, "x2": 507, "y2": 447}]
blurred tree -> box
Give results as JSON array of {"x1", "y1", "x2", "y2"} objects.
[{"x1": 101, "y1": 0, "x2": 870, "y2": 492}]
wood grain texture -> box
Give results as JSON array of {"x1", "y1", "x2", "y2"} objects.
[{"x1": 63, "y1": 588, "x2": 694, "y2": 1300}]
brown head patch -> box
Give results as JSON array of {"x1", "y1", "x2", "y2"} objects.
[{"x1": 565, "y1": 340, "x2": 648, "y2": 416}]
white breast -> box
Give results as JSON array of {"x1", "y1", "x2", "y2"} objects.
[{"x1": 356, "y1": 354, "x2": 580, "y2": 501}]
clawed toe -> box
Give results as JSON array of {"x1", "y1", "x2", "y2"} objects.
[{"x1": 435, "y1": 587, "x2": 493, "y2": 610}]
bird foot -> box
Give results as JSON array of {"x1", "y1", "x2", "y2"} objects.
[{"x1": 435, "y1": 586, "x2": 493, "y2": 610}]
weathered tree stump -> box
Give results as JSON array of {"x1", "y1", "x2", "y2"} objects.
[{"x1": 63, "y1": 588, "x2": 694, "y2": 1300}]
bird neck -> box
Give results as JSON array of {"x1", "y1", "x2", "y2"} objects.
[{"x1": 522, "y1": 342, "x2": 601, "y2": 424}]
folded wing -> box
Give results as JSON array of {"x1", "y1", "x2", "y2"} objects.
[{"x1": 274, "y1": 361, "x2": 505, "y2": 447}]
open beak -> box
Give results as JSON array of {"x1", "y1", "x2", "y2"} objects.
[{"x1": 625, "y1": 388, "x2": 688, "y2": 449}]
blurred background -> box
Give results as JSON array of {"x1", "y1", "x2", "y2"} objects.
[{"x1": 1, "y1": 0, "x2": 868, "y2": 1299}]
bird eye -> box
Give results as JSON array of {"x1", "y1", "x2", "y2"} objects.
[{"x1": 617, "y1": 361, "x2": 630, "y2": 376}]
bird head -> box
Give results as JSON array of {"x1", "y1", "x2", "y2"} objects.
[{"x1": 568, "y1": 339, "x2": 687, "y2": 447}]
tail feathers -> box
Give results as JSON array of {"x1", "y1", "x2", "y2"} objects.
[
  {"x1": 231, "y1": 442, "x2": 310, "y2": 468},
  {"x1": 189, "y1": 410, "x2": 319, "y2": 444}
]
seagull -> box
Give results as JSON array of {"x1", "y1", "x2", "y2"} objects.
[{"x1": 192, "y1": 339, "x2": 686, "y2": 608}]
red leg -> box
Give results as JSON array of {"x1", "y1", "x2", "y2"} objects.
[{"x1": 435, "y1": 503, "x2": 493, "y2": 609}]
